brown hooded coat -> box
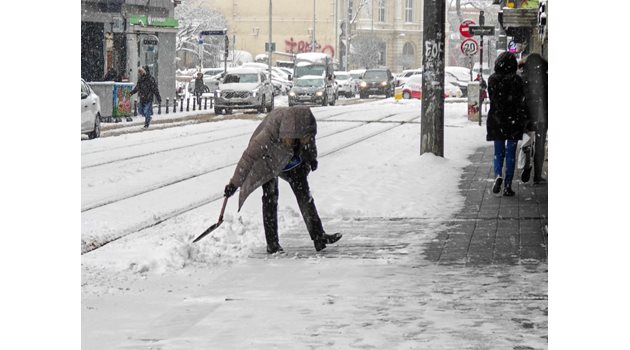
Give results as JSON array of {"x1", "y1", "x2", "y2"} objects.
[{"x1": 230, "y1": 106, "x2": 318, "y2": 210}]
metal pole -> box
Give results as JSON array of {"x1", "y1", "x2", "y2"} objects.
[
  {"x1": 478, "y1": 11, "x2": 484, "y2": 126},
  {"x1": 345, "y1": 0, "x2": 349, "y2": 70},
  {"x1": 224, "y1": 35, "x2": 229, "y2": 74},
  {"x1": 269, "y1": 0, "x2": 272, "y2": 80},
  {"x1": 420, "y1": 0, "x2": 446, "y2": 156},
  {"x1": 199, "y1": 40, "x2": 203, "y2": 70},
  {"x1": 312, "y1": 0, "x2": 316, "y2": 51}
]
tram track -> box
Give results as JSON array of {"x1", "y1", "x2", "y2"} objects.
[{"x1": 82, "y1": 112, "x2": 421, "y2": 254}]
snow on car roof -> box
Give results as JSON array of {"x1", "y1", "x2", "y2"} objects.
[{"x1": 227, "y1": 68, "x2": 262, "y2": 74}]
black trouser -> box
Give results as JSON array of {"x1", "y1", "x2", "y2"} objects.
[
  {"x1": 261, "y1": 162, "x2": 324, "y2": 246},
  {"x1": 534, "y1": 122, "x2": 547, "y2": 180}
]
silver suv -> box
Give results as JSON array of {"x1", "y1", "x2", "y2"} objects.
[{"x1": 214, "y1": 68, "x2": 274, "y2": 114}]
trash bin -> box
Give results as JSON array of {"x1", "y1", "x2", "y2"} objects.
[{"x1": 467, "y1": 81, "x2": 480, "y2": 122}]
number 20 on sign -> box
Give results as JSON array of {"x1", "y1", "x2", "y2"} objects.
[{"x1": 460, "y1": 39, "x2": 479, "y2": 56}]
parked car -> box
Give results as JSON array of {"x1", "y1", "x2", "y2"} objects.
[
  {"x1": 358, "y1": 68, "x2": 395, "y2": 99},
  {"x1": 445, "y1": 72, "x2": 468, "y2": 97},
  {"x1": 333, "y1": 71, "x2": 357, "y2": 98},
  {"x1": 401, "y1": 75, "x2": 423, "y2": 99},
  {"x1": 81, "y1": 79, "x2": 101, "y2": 139},
  {"x1": 288, "y1": 75, "x2": 337, "y2": 107},
  {"x1": 213, "y1": 68, "x2": 274, "y2": 114},
  {"x1": 401, "y1": 75, "x2": 463, "y2": 99},
  {"x1": 394, "y1": 68, "x2": 422, "y2": 87}
]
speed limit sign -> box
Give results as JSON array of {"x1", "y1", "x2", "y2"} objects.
[{"x1": 460, "y1": 39, "x2": 479, "y2": 56}]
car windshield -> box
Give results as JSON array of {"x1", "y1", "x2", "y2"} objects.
[
  {"x1": 295, "y1": 78, "x2": 324, "y2": 87},
  {"x1": 363, "y1": 70, "x2": 388, "y2": 79},
  {"x1": 223, "y1": 73, "x2": 258, "y2": 83},
  {"x1": 295, "y1": 65, "x2": 325, "y2": 78},
  {"x1": 335, "y1": 73, "x2": 350, "y2": 80}
]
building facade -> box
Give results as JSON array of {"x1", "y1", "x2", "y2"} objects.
[
  {"x1": 199, "y1": 0, "x2": 338, "y2": 67},
  {"x1": 197, "y1": 0, "x2": 424, "y2": 73},
  {"x1": 348, "y1": 0, "x2": 423, "y2": 72},
  {"x1": 81, "y1": 0, "x2": 178, "y2": 97}
]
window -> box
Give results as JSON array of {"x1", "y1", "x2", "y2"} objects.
[
  {"x1": 378, "y1": 0, "x2": 386, "y2": 22},
  {"x1": 405, "y1": 0, "x2": 413, "y2": 22},
  {"x1": 401, "y1": 42, "x2": 415, "y2": 70}
]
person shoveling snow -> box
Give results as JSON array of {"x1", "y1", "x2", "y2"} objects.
[{"x1": 222, "y1": 106, "x2": 342, "y2": 254}]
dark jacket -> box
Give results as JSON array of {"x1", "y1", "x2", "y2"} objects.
[
  {"x1": 194, "y1": 75, "x2": 205, "y2": 94},
  {"x1": 131, "y1": 73, "x2": 161, "y2": 105},
  {"x1": 486, "y1": 52, "x2": 527, "y2": 141},
  {"x1": 522, "y1": 54, "x2": 548, "y2": 128},
  {"x1": 230, "y1": 106, "x2": 318, "y2": 210}
]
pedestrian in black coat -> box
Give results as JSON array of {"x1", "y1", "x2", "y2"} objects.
[
  {"x1": 522, "y1": 53, "x2": 548, "y2": 184},
  {"x1": 130, "y1": 67, "x2": 161, "y2": 128},
  {"x1": 487, "y1": 52, "x2": 528, "y2": 196}
]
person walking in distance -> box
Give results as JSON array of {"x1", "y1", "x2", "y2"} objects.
[
  {"x1": 223, "y1": 106, "x2": 342, "y2": 254},
  {"x1": 521, "y1": 53, "x2": 548, "y2": 184},
  {"x1": 130, "y1": 67, "x2": 161, "y2": 128},
  {"x1": 194, "y1": 72, "x2": 204, "y2": 105},
  {"x1": 487, "y1": 52, "x2": 528, "y2": 196}
]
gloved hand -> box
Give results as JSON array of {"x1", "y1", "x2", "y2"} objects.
[
  {"x1": 224, "y1": 183, "x2": 237, "y2": 198},
  {"x1": 309, "y1": 160, "x2": 318, "y2": 172}
]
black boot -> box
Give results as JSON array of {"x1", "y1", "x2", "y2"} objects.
[
  {"x1": 503, "y1": 185, "x2": 515, "y2": 197},
  {"x1": 313, "y1": 232, "x2": 343, "y2": 252},
  {"x1": 492, "y1": 176, "x2": 503, "y2": 194},
  {"x1": 266, "y1": 241, "x2": 284, "y2": 254}
]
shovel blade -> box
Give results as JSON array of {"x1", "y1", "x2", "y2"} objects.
[{"x1": 192, "y1": 220, "x2": 223, "y2": 243}]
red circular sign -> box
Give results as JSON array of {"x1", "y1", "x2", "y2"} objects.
[
  {"x1": 461, "y1": 38, "x2": 479, "y2": 56},
  {"x1": 459, "y1": 19, "x2": 476, "y2": 38}
]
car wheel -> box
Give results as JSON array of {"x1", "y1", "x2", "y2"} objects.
[
  {"x1": 266, "y1": 95, "x2": 274, "y2": 112},
  {"x1": 88, "y1": 114, "x2": 101, "y2": 139},
  {"x1": 225, "y1": 108, "x2": 233, "y2": 115},
  {"x1": 403, "y1": 91, "x2": 411, "y2": 99},
  {"x1": 214, "y1": 107, "x2": 222, "y2": 115}
]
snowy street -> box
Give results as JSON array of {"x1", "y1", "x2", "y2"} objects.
[{"x1": 81, "y1": 99, "x2": 547, "y2": 349}]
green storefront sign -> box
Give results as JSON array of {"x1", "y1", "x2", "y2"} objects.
[{"x1": 129, "y1": 15, "x2": 178, "y2": 28}]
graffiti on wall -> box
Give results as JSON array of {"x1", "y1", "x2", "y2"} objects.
[{"x1": 284, "y1": 37, "x2": 335, "y2": 57}]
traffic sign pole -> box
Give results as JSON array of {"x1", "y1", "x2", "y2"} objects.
[{"x1": 478, "y1": 10, "x2": 484, "y2": 126}]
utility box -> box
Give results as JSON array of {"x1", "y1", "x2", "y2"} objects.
[
  {"x1": 467, "y1": 81, "x2": 480, "y2": 122},
  {"x1": 394, "y1": 87, "x2": 402, "y2": 101},
  {"x1": 88, "y1": 82, "x2": 134, "y2": 122}
]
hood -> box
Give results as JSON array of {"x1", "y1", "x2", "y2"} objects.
[
  {"x1": 292, "y1": 86, "x2": 323, "y2": 93},
  {"x1": 362, "y1": 77, "x2": 388, "y2": 83},
  {"x1": 219, "y1": 82, "x2": 260, "y2": 91},
  {"x1": 493, "y1": 52, "x2": 518, "y2": 75},
  {"x1": 278, "y1": 106, "x2": 317, "y2": 139}
]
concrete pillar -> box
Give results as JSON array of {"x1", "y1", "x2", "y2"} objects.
[{"x1": 126, "y1": 33, "x2": 138, "y2": 83}]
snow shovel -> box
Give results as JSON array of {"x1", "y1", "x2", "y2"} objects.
[{"x1": 192, "y1": 196, "x2": 229, "y2": 243}]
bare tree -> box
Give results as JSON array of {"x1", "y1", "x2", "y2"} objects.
[
  {"x1": 350, "y1": 34, "x2": 384, "y2": 69},
  {"x1": 175, "y1": 0, "x2": 228, "y2": 69}
]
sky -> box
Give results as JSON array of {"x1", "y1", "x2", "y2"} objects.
[{"x1": 3, "y1": 1, "x2": 630, "y2": 349}]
